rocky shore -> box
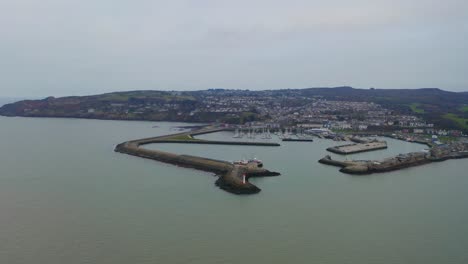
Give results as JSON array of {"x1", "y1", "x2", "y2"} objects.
[
  {"x1": 115, "y1": 126, "x2": 281, "y2": 194},
  {"x1": 319, "y1": 141, "x2": 468, "y2": 174}
]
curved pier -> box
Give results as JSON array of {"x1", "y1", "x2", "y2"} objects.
[{"x1": 115, "y1": 126, "x2": 280, "y2": 194}]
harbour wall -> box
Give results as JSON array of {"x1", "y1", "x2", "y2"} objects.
[
  {"x1": 319, "y1": 141, "x2": 468, "y2": 175},
  {"x1": 115, "y1": 126, "x2": 281, "y2": 194}
]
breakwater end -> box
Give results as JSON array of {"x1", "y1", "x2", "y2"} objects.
[
  {"x1": 319, "y1": 141, "x2": 468, "y2": 175},
  {"x1": 115, "y1": 126, "x2": 281, "y2": 194}
]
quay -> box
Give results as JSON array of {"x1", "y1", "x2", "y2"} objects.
[
  {"x1": 115, "y1": 126, "x2": 280, "y2": 194},
  {"x1": 343, "y1": 131, "x2": 435, "y2": 148},
  {"x1": 319, "y1": 141, "x2": 468, "y2": 174},
  {"x1": 327, "y1": 140, "x2": 387, "y2": 154}
]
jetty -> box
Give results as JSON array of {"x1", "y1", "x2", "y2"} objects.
[
  {"x1": 327, "y1": 140, "x2": 387, "y2": 154},
  {"x1": 319, "y1": 141, "x2": 468, "y2": 174},
  {"x1": 282, "y1": 138, "x2": 314, "y2": 142},
  {"x1": 115, "y1": 126, "x2": 281, "y2": 194}
]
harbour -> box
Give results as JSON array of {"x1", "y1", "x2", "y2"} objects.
[
  {"x1": 117, "y1": 123, "x2": 468, "y2": 184},
  {"x1": 1, "y1": 0, "x2": 467, "y2": 261}
]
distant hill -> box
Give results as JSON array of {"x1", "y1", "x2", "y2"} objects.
[
  {"x1": 1, "y1": 87, "x2": 467, "y2": 130},
  {"x1": 0, "y1": 97, "x2": 33, "y2": 107}
]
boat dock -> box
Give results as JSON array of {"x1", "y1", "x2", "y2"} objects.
[{"x1": 282, "y1": 138, "x2": 314, "y2": 142}]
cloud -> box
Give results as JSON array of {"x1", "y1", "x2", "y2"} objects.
[{"x1": 0, "y1": 0, "x2": 467, "y2": 96}]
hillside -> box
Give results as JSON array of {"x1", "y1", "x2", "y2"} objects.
[{"x1": 1, "y1": 87, "x2": 467, "y2": 130}]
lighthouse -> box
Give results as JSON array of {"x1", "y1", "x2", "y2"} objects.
[{"x1": 242, "y1": 174, "x2": 246, "y2": 184}]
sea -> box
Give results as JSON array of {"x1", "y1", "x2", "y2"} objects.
[{"x1": 1, "y1": 116, "x2": 467, "y2": 264}]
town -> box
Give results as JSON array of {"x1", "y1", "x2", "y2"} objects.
[{"x1": 1, "y1": 87, "x2": 466, "y2": 141}]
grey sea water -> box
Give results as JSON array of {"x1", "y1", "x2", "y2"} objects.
[{"x1": 1, "y1": 117, "x2": 467, "y2": 264}]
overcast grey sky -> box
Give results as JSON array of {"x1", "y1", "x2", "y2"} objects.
[{"x1": 1, "y1": 0, "x2": 467, "y2": 97}]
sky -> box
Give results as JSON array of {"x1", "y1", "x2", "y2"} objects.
[{"x1": 1, "y1": 0, "x2": 467, "y2": 97}]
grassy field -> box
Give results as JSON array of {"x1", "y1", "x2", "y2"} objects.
[
  {"x1": 416, "y1": 134, "x2": 458, "y2": 143},
  {"x1": 409, "y1": 103, "x2": 425, "y2": 113},
  {"x1": 437, "y1": 135, "x2": 459, "y2": 143},
  {"x1": 99, "y1": 91, "x2": 196, "y2": 102},
  {"x1": 443, "y1": 113, "x2": 468, "y2": 130}
]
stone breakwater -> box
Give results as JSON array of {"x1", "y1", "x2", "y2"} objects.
[
  {"x1": 319, "y1": 141, "x2": 468, "y2": 174},
  {"x1": 115, "y1": 126, "x2": 280, "y2": 194}
]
